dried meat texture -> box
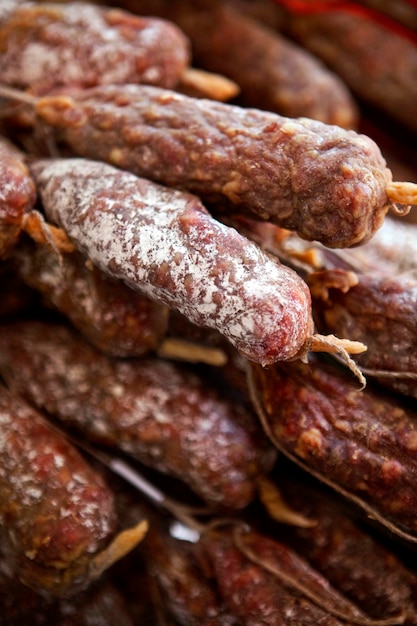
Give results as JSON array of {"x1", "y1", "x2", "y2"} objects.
[
  {"x1": 200, "y1": 528, "x2": 367, "y2": 625},
  {"x1": 0, "y1": 135, "x2": 36, "y2": 259},
  {"x1": 30, "y1": 157, "x2": 314, "y2": 366},
  {"x1": 0, "y1": 383, "x2": 117, "y2": 597},
  {"x1": 12, "y1": 238, "x2": 169, "y2": 357},
  {"x1": 30, "y1": 84, "x2": 394, "y2": 248},
  {"x1": 250, "y1": 357, "x2": 417, "y2": 542},
  {"x1": 0, "y1": 320, "x2": 276, "y2": 510},
  {"x1": 283, "y1": 9, "x2": 417, "y2": 134},
  {"x1": 315, "y1": 271, "x2": 417, "y2": 400},
  {"x1": 123, "y1": 0, "x2": 358, "y2": 127},
  {"x1": 0, "y1": 2, "x2": 190, "y2": 95},
  {"x1": 275, "y1": 475, "x2": 417, "y2": 625}
]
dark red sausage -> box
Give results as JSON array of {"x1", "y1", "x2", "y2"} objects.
[
  {"x1": 201, "y1": 527, "x2": 370, "y2": 625},
  {"x1": 281, "y1": 6, "x2": 417, "y2": 134},
  {"x1": 0, "y1": 383, "x2": 117, "y2": 596},
  {"x1": 250, "y1": 357, "x2": 417, "y2": 542},
  {"x1": 276, "y1": 475, "x2": 417, "y2": 625},
  {"x1": 316, "y1": 272, "x2": 417, "y2": 400},
  {"x1": 0, "y1": 320, "x2": 276, "y2": 509}
]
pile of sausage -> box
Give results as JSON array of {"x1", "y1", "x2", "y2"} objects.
[{"x1": 2, "y1": 1, "x2": 417, "y2": 624}]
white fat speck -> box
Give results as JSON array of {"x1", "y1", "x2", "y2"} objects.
[
  {"x1": 54, "y1": 453, "x2": 65, "y2": 469},
  {"x1": 111, "y1": 384, "x2": 124, "y2": 398},
  {"x1": 72, "y1": 472, "x2": 88, "y2": 484},
  {"x1": 0, "y1": 411, "x2": 11, "y2": 426}
]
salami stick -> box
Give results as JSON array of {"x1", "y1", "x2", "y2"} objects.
[
  {"x1": 0, "y1": 383, "x2": 148, "y2": 597},
  {"x1": 1, "y1": 84, "x2": 415, "y2": 249},
  {"x1": 275, "y1": 476, "x2": 417, "y2": 624},
  {"x1": 0, "y1": 135, "x2": 36, "y2": 259},
  {"x1": 250, "y1": 357, "x2": 417, "y2": 543},
  {"x1": 28, "y1": 156, "x2": 321, "y2": 366},
  {"x1": 0, "y1": 2, "x2": 190, "y2": 95},
  {"x1": 201, "y1": 526, "x2": 398, "y2": 626},
  {"x1": 0, "y1": 320, "x2": 276, "y2": 509}
]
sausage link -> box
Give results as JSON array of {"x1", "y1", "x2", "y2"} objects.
[
  {"x1": 29, "y1": 83, "x2": 397, "y2": 248},
  {"x1": 0, "y1": 135, "x2": 36, "y2": 259},
  {"x1": 250, "y1": 357, "x2": 417, "y2": 542},
  {"x1": 0, "y1": 2, "x2": 190, "y2": 94},
  {"x1": 30, "y1": 157, "x2": 314, "y2": 365},
  {"x1": 0, "y1": 383, "x2": 117, "y2": 596},
  {"x1": 201, "y1": 527, "x2": 370, "y2": 625},
  {"x1": 0, "y1": 320, "x2": 276, "y2": 509},
  {"x1": 276, "y1": 475, "x2": 417, "y2": 624}
]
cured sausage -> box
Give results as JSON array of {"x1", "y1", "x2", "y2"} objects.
[
  {"x1": 201, "y1": 526, "x2": 378, "y2": 625},
  {"x1": 0, "y1": 320, "x2": 276, "y2": 509},
  {"x1": 250, "y1": 357, "x2": 417, "y2": 542},
  {"x1": 1, "y1": 80, "x2": 414, "y2": 248},
  {"x1": 29, "y1": 157, "x2": 316, "y2": 366},
  {"x1": 0, "y1": 383, "x2": 116, "y2": 596},
  {"x1": 278, "y1": 3, "x2": 417, "y2": 134},
  {"x1": 315, "y1": 271, "x2": 417, "y2": 400},
  {"x1": 144, "y1": 525, "x2": 238, "y2": 625},
  {"x1": 0, "y1": 2, "x2": 190, "y2": 94},
  {"x1": 276, "y1": 475, "x2": 417, "y2": 624}
]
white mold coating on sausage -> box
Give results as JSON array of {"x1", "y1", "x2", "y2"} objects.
[{"x1": 31, "y1": 157, "x2": 313, "y2": 365}]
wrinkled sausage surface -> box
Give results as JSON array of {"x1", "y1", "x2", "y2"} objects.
[{"x1": 32, "y1": 84, "x2": 393, "y2": 248}]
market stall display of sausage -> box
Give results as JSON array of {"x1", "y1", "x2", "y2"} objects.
[{"x1": 2, "y1": 1, "x2": 417, "y2": 624}]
